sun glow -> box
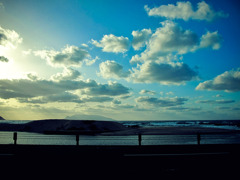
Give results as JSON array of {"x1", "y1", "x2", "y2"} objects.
[
  {"x1": 0, "y1": 59, "x2": 27, "y2": 79},
  {"x1": 0, "y1": 45, "x2": 34, "y2": 79}
]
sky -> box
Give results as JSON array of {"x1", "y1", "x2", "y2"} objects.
[{"x1": 0, "y1": 0, "x2": 240, "y2": 120}]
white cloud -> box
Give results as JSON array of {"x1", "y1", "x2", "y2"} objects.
[
  {"x1": 144, "y1": 2, "x2": 193, "y2": 21},
  {"x1": 131, "y1": 61, "x2": 198, "y2": 85},
  {"x1": 132, "y1": 29, "x2": 152, "y2": 50},
  {"x1": 0, "y1": 26, "x2": 22, "y2": 49},
  {"x1": 130, "y1": 21, "x2": 199, "y2": 63},
  {"x1": 0, "y1": 78, "x2": 97, "y2": 99},
  {"x1": 216, "y1": 94, "x2": 223, "y2": 98},
  {"x1": 111, "y1": 99, "x2": 121, "y2": 105},
  {"x1": 85, "y1": 56, "x2": 99, "y2": 66},
  {"x1": 98, "y1": 58, "x2": 199, "y2": 86},
  {"x1": 80, "y1": 96, "x2": 113, "y2": 103},
  {"x1": 51, "y1": 68, "x2": 81, "y2": 81},
  {"x1": 200, "y1": 31, "x2": 222, "y2": 50},
  {"x1": 196, "y1": 99, "x2": 235, "y2": 104},
  {"x1": 99, "y1": 60, "x2": 131, "y2": 79},
  {"x1": 26, "y1": 72, "x2": 39, "y2": 81},
  {"x1": 145, "y1": 1, "x2": 228, "y2": 21},
  {"x1": 166, "y1": 106, "x2": 202, "y2": 111},
  {"x1": 92, "y1": 34, "x2": 130, "y2": 53},
  {"x1": 196, "y1": 68, "x2": 240, "y2": 92},
  {"x1": 0, "y1": 76, "x2": 131, "y2": 105},
  {"x1": 130, "y1": 21, "x2": 222, "y2": 64},
  {"x1": 136, "y1": 96, "x2": 188, "y2": 107},
  {"x1": 139, "y1": 90, "x2": 156, "y2": 95},
  {"x1": 22, "y1": 49, "x2": 32, "y2": 55},
  {"x1": 18, "y1": 92, "x2": 82, "y2": 104},
  {"x1": 79, "y1": 81, "x2": 131, "y2": 96},
  {"x1": 166, "y1": 91, "x2": 174, "y2": 96},
  {"x1": 19, "y1": 92, "x2": 114, "y2": 104},
  {"x1": 34, "y1": 45, "x2": 91, "y2": 67}
]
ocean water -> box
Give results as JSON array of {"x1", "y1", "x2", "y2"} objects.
[
  {"x1": 0, "y1": 131, "x2": 139, "y2": 145},
  {"x1": 1, "y1": 131, "x2": 240, "y2": 145},
  {"x1": 120, "y1": 120, "x2": 240, "y2": 130},
  {"x1": 0, "y1": 120, "x2": 240, "y2": 145},
  {"x1": 1, "y1": 131, "x2": 239, "y2": 145}
]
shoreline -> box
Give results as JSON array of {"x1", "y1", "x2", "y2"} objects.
[
  {"x1": 101, "y1": 126, "x2": 240, "y2": 135},
  {"x1": 1, "y1": 119, "x2": 240, "y2": 136}
]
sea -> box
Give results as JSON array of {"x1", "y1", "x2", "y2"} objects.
[{"x1": 0, "y1": 120, "x2": 240, "y2": 145}]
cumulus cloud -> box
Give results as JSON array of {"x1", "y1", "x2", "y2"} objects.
[
  {"x1": 111, "y1": 99, "x2": 121, "y2": 105},
  {"x1": 0, "y1": 26, "x2": 22, "y2": 48},
  {"x1": 80, "y1": 96, "x2": 113, "y2": 103},
  {"x1": 131, "y1": 61, "x2": 198, "y2": 85},
  {"x1": 199, "y1": 31, "x2": 222, "y2": 50},
  {"x1": 139, "y1": 90, "x2": 156, "y2": 95},
  {"x1": 34, "y1": 45, "x2": 91, "y2": 67},
  {"x1": 51, "y1": 68, "x2": 81, "y2": 81},
  {"x1": 92, "y1": 34, "x2": 130, "y2": 53},
  {"x1": 99, "y1": 60, "x2": 131, "y2": 79},
  {"x1": 136, "y1": 96, "x2": 188, "y2": 107},
  {"x1": 130, "y1": 21, "x2": 199, "y2": 63},
  {"x1": 18, "y1": 92, "x2": 83, "y2": 104},
  {"x1": 196, "y1": 99, "x2": 235, "y2": 104},
  {"x1": 145, "y1": 1, "x2": 228, "y2": 21},
  {"x1": 79, "y1": 81, "x2": 131, "y2": 96},
  {"x1": 130, "y1": 21, "x2": 222, "y2": 64},
  {"x1": 166, "y1": 106, "x2": 202, "y2": 111},
  {"x1": 26, "y1": 72, "x2": 39, "y2": 81},
  {"x1": 0, "y1": 78, "x2": 97, "y2": 99},
  {"x1": 196, "y1": 68, "x2": 240, "y2": 92},
  {"x1": 0, "y1": 77, "x2": 131, "y2": 104},
  {"x1": 0, "y1": 56, "x2": 9, "y2": 62},
  {"x1": 19, "y1": 93, "x2": 114, "y2": 104},
  {"x1": 132, "y1": 29, "x2": 152, "y2": 50},
  {"x1": 98, "y1": 59, "x2": 199, "y2": 86}
]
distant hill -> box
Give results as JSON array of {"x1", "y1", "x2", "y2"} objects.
[
  {"x1": 0, "y1": 116, "x2": 5, "y2": 120},
  {"x1": 65, "y1": 114, "x2": 114, "y2": 121},
  {"x1": 0, "y1": 119, "x2": 127, "y2": 134}
]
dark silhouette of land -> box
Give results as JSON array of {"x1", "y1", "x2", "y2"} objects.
[
  {"x1": 1, "y1": 119, "x2": 240, "y2": 179},
  {"x1": 0, "y1": 119, "x2": 128, "y2": 134},
  {"x1": 1, "y1": 119, "x2": 239, "y2": 135}
]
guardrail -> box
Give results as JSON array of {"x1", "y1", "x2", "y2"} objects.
[{"x1": 0, "y1": 131, "x2": 239, "y2": 146}]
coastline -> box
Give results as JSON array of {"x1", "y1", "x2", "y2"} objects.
[
  {"x1": 1, "y1": 120, "x2": 240, "y2": 178},
  {"x1": 1, "y1": 119, "x2": 239, "y2": 135},
  {"x1": 101, "y1": 125, "x2": 240, "y2": 135}
]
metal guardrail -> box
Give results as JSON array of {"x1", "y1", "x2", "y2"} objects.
[{"x1": 0, "y1": 132, "x2": 239, "y2": 146}]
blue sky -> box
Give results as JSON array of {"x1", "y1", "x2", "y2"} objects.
[{"x1": 0, "y1": 0, "x2": 240, "y2": 120}]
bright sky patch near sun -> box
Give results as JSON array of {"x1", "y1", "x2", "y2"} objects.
[{"x1": 0, "y1": 0, "x2": 240, "y2": 120}]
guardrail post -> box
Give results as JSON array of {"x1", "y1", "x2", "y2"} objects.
[
  {"x1": 197, "y1": 133, "x2": 201, "y2": 145},
  {"x1": 138, "y1": 133, "x2": 142, "y2": 146},
  {"x1": 13, "y1": 132, "x2": 17, "y2": 145},
  {"x1": 76, "y1": 134, "x2": 79, "y2": 146}
]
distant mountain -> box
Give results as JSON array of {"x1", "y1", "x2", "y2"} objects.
[
  {"x1": 0, "y1": 119, "x2": 127, "y2": 134},
  {"x1": 0, "y1": 116, "x2": 5, "y2": 120},
  {"x1": 65, "y1": 114, "x2": 114, "y2": 121}
]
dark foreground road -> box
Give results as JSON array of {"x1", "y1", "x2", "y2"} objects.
[{"x1": 0, "y1": 144, "x2": 239, "y2": 179}]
